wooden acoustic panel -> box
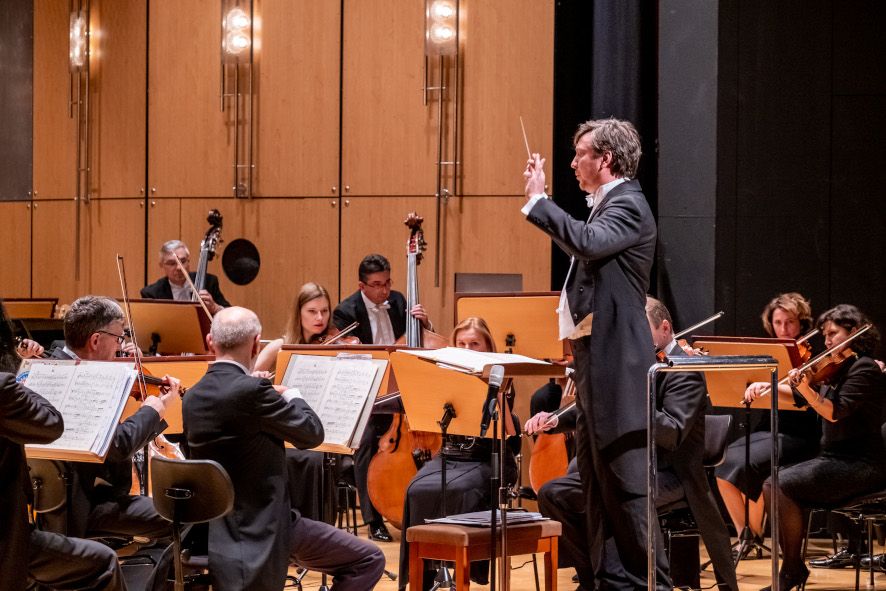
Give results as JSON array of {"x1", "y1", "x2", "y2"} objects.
[
  {"x1": 254, "y1": 0, "x2": 340, "y2": 197},
  {"x1": 341, "y1": 0, "x2": 439, "y2": 196},
  {"x1": 0, "y1": 202, "x2": 33, "y2": 297},
  {"x1": 460, "y1": 0, "x2": 554, "y2": 196},
  {"x1": 81, "y1": 199, "x2": 145, "y2": 298},
  {"x1": 146, "y1": 197, "x2": 182, "y2": 280},
  {"x1": 148, "y1": 1, "x2": 234, "y2": 197},
  {"x1": 178, "y1": 198, "x2": 340, "y2": 339},
  {"x1": 89, "y1": 0, "x2": 147, "y2": 198},
  {"x1": 31, "y1": 200, "x2": 83, "y2": 304},
  {"x1": 33, "y1": 0, "x2": 78, "y2": 199}
]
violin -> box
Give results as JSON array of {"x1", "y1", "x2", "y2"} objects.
[
  {"x1": 130, "y1": 370, "x2": 188, "y2": 399},
  {"x1": 312, "y1": 321, "x2": 361, "y2": 345},
  {"x1": 366, "y1": 212, "x2": 444, "y2": 529},
  {"x1": 795, "y1": 328, "x2": 819, "y2": 364}
]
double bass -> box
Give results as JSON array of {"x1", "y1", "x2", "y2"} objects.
[
  {"x1": 366, "y1": 213, "x2": 446, "y2": 529},
  {"x1": 193, "y1": 209, "x2": 223, "y2": 298}
]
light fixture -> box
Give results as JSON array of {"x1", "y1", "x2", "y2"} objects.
[
  {"x1": 220, "y1": 1, "x2": 255, "y2": 198},
  {"x1": 68, "y1": 2, "x2": 92, "y2": 281},
  {"x1": 223, "y1": 6, "x2": 252, "y2": 58},
  {"x1": 69, "y1": 11, "x2": 87, "y2": 69},
  {"x1": 425, "y1": 0, "x2": 457, "y2": 56}
]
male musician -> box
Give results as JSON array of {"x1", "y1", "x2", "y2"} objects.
[
  {"x1": 182, "y1": 307, "x2": 385, "y2": 591},
  {"x1": 141, "y1": 239, "x2": 230, "y2": 315},
  {"x1": 525, "y1": 297, "x2": 737, "y2": 591},
  {"x1": 332, "y1": 253, "x2": 431, "y2": 542},
  {"x1": 44, "y1": 295, "x2": 175, "y2": 541},
  {"x1": 522, "y1": 118, "x2": 667, "y2": 589}
]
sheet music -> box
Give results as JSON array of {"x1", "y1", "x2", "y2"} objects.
[
  {"x1": 399, "y1": 347, "x2": 548, "y2": 373},
  {"x1": 24, "y1": 361, "x2": 135, "y2": 458}
]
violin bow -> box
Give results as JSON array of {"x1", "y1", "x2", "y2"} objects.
[
  {"x1": 116, "y1": 254, "x2": 149, "y2": 401},
  {"x1": 323, "y1": 322, "x2": 359, "y2": 345},
  {"x1": 172, "y1": 254, "x2": 214, "y2": 323}
]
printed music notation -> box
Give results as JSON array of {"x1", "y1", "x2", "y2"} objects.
[
  {"x1": 281, "y1": 354, "x2": 386, "y2": 451},
  {"x1": 19, "y1": 360, "x2": 136, "y2": 462}
]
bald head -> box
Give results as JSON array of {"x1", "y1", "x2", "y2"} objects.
[{"x1": 208, "y1": 307, "x2": 262, "y2": 363}]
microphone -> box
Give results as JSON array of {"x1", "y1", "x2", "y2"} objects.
[{"x1": 479, "y1": 365, "x2": 505, "y2": 437}]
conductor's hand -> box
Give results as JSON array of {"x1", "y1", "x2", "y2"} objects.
[
  {"x1": 16, "y1": 338, "x2": 45, "y2": 359},
  {"x1": 524, "y1": 411, "x2": 557, "y2": 436},
  {"x1": 523, "y1": 153, "x2": 547, "y2": 199},
  {"x1": 743, "y1": 381, "x2": 770, "y2": 404},
  {"x1": 199, "y1": 290, "x2": 224, "y2": 316},
  {"x1": 410, "y1": 304, "x2": 432, "y2": 330}
]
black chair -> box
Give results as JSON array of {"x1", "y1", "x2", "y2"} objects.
[
  {"x1": 150, "y1": 455, "x2": 234, "y2": 591},
  {"x1": 28, "y1": 459, "x2": 70, "y2": 518}
]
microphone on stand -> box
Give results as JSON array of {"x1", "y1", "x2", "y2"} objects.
[{"x1": 479, "y1": 365, "x2": 505, "y2": 437}]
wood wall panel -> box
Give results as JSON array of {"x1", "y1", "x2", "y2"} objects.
[
  {"x1": 32, "y1": 201, "x2": 83, "y2": 303},
  {"x1": 179, "y1": 198, "x2": 340, "y2": 338},
  {"x1": 146, "y1": 198, "x2": 182, "y2": 279},
  {"x1": 89, "y1": 0, "x2": 147, "y2": 198},
  {"x1": 33, "y1": 0, "x2": 77, "y2": 199},
  {"x1": 460, "y1": 0, "x2": 554, "y2": 196},
  {"x1": 148, "y1": 0, "x2": 233, "y2": 198},
  {"x1": 341, "y1": 0, "x2": 438, "y2": 196},
  {"x1": 0, "y1": 203, "x2": 33, "y2": 297},
  {"x1": 254, "y1": 0, "x2": 340, "y2": 197},
  {"x1": 80, "y1": 199, "x2": 145, "y2": 297}
]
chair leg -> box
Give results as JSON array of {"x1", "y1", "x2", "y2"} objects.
[
  {"x1": 172, "y1": 522, "x2": 185, "y2": 591},
  {"x1": 546, "y1": 538, "x2": 559, "y2": 591},
  {"x1": 801, "y1": 509, "x2": 815, "y2": 562},
  {"x1": 531, "y1": 553, "x2": 540, "y2": 591},
  {"x1": 409, "y1": 543, "x2": 423, "y2": 591},
  {"x1": 455, "y1": 547, "x2": 470, "y2": 590},
  {"x1": 868, "y1": 518, "x2": 875, "y2": 589}
]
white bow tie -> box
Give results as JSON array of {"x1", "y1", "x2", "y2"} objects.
[{"x1": 372, "y1": 301, "x2": 391, "y2": 312}]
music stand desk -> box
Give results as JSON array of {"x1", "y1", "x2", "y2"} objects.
[{"x1": 125, "y1": 300, "x2": 210, "y2": 356}]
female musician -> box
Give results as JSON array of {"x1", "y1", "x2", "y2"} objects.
[
  {"x1": 715, "y1": 292, "x2": 821, "y2": 543},
  {"x1": 397, "y1": 317, "x2": 521, "y2": 590},
  {"x1": 747, "y1": 305, "x2": 886, "y2": 590},
  {"x1": 0, "y1": 299, "x2": 45, "y2": 365},
  {"x1": 254, "y1": 282, "x2": 356, "y2": 373}
]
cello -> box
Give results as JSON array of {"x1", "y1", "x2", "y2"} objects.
[
  {"x1": 366, "y1": 213, "x2": 445, "y2": 529},
  {"x1": 193, "y1": 209, "x2": 223, "y2": 297}
]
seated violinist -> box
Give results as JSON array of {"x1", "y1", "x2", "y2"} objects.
[
  {"x1": 141, "y1": 240, "x2": 230, "y2": 315},
  {"x1": 746, "y1": 304, "x2": 886, "y2": 591},
  {"x1": 524, "y1": 297, "x2": 737, "y2": 591},
  {"x1": 715, "y1": 292, "x2": 821, "y2": 545},
  {"x1": 43, "y1": 295, "x2": 176, "y2": 541},
  {"x1": 397, "y1": 317, "x2": 522, "y2": 590}
]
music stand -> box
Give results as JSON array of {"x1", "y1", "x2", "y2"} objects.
[
  {"x1": 125, "y1": 300, "x2": 211, "y2": 356},
  {"x1": 454, "y1": 292, "x2": 563, "y2": 359},
  {"x1": 391, "y1": 351, "x2": 564, "y2": 591},
  {"x1": 3, "y1": 298, "x2": 57, "y2": 318}
]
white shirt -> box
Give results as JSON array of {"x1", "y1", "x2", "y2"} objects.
[
  {"x1": 360, "y1": 291, "x2": 396, "y2": 345},
  {"x1": 523, "y1": 178, "x2": 628, "y2": 340},
  {"x1": 170, "y1": 280, "x2": 192, "y2": 301}
]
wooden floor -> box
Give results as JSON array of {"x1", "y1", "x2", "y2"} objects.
[{"x1": 287, "y1": 530, "x2": 886, "y2": 591}]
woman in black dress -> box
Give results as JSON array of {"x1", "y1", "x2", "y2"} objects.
[
  {"x1": 747, "y1": 304, "x2": 886, "y2": 590},
  {"x1": 397, "y1": 317, "x2": 521, "y2": 590}
]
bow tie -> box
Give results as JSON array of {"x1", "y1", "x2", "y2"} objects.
[
  {"x1": 372, "y1": 301, "x2": 391, "y2": 312},
  {"x1": 585, "y1": 194, "x2": 595, "y2": 208}
]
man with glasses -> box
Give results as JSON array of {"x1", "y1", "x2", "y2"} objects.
[
  {"x1": 332, "y1": 253, "x2": 432, "y2": 542},
  {"x1": 141, "y1": 240, "x2": 230, "y2": 316},
  {"x1": 44, "y1": 295, "x2": 175, "y2": 543}
]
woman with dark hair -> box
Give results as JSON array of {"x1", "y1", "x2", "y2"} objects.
[
  {"x1": 0, "y1": 299, "x2": 45, "y2": 373},
  {"x1": 715, "y1": 292, "x2": 821, "y2": 545},
  {"x1": 746, "y1": 304, "x2": 886, "y2": 590},
  {"x1": 397, "y1": 317, "x2": 521, "y2": 590}
]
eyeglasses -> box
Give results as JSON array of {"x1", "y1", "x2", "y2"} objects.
[
  {"x1": 362, "y1": 279, "x2": 392, "y2": 289},
  {"x1": 97, "y1": 330, "x2": 127, "y2": 345},
  {"x1": 162, "y1": 257, "x2": 190, "y2": 267}
]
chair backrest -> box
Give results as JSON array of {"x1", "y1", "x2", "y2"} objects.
[
  {"x1": 28, "y1": 459, "x2": 69, "y2": 513},
  {"x1": 703, "y1": 415, "x2": 732, "y2": 468},
  {"x1": 150, "y1": 456, "x2": 234, "y2": 525}
]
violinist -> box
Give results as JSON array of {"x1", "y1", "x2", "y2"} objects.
[
  {"x1": 140, "y1": 240, "x2": 230, "y2": 315},
  {"x1": 397, "y1": 317, "x2": 521, "y2": 590},
  {"x1": 524, "y1": 297, "x2": 737, "y2": 591},
  {"x1": 715, "y1": 292, "x2": 821, "y2": 545},
  {"x1": 42, "y1": 295, "x2": 177, "y2": 541},
  {"x1": 333, "y1": 253, "x2": 434, "y2": 543},
  {"x1": 746, "y1": 304, "x2": 886, "y2": 591}
]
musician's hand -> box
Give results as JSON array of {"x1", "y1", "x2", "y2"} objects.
[
  {"x1": 744, "y1": 381, "x2": 775, "y2": 404},
  {"x1": 16, "y1": 338, "x2": 44, "y2": 359},
  {"x1": 524, "y1": 411, "x2": 557, "y2": 435},
  {"x1": 120, "y1": 341, "x2": 139, "y2": 357},
  {"x1": 875, "y1": 359, "x2": 885, "y2": 373},
  {"x1": 252, "y1": 370, "x2": 273, "y2": 379},
  {"x1": 199, "y1": 290, "x2": 224, "y2": 316},
  {"x1": 410, "y1": 304, "x2": 432, "y2": 330},
  {"x1": 159, "y1": 374, "x2": 182, "y2": 399},
  {"x1": 523, "y1": 153, "x2": 547, "y2": 199},
  {"x1": 272, "y1": 384, "x2": 289, "y2": 395},
  {"x1": 787, "y1": 368, "x2": 811, "y2": 388}
]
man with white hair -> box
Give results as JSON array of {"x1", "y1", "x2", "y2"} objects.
[
  {"x1": 140, "y1": 240, "x2": 230, "y2": 315},
  {"x1": 183, "y1": 307, "x2": 385, "y2": 591}
]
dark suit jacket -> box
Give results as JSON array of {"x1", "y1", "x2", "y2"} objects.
[
  {"x1": 140, "y1": 272, "x2": 231, "y2": 308},
  {"x1": 332, "y1": 289, "x2": 407, "y2": 345},
  {"x1": 45, "y1": 348, "x2": 166, "y2": 537},
  {"x1": 0, "y1": 373, "x2": 64, "y2": 591},
  {"x1": 527, "y1": 180, "x2": 656, "y2": 494},
  {"x1": 182, "y1": 362, "x2": 324, "y2": 591}
]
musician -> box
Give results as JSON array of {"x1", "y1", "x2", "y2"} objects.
[
  {"x1": 43, "y1": 295, "x2": 175, "y2": 541},
  {"x1": 525, "y1": 297, "x2": 737, "y2": 591},
  {"x1": 333, "y1": 253, "x2": 432, "y2": 542},
  {"x1": 746, "y1": 304, "x2": 886, "y2": 591},
  {"x1": 140, "y1": 239, "x2": 230, "y2": 315},
  {"x1": 523, "y1": 118, "x2": 668, "y2": 588},
  {"x1": 715, "y1": 292, "x2": 820, "y2": 543},
  {"x1": 182, "y1": 307, "x2": 385, "y2": 591},
  {"x1": 1, "y1": 300, "x2": 126, "y2": 590},
  {"x1": 397, "y1": 317, "x2": 522, "y2": 589}
]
